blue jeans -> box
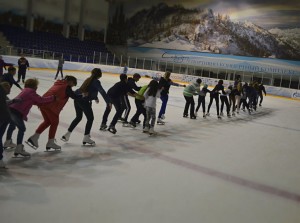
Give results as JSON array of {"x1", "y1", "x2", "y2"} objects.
[
  {"x1": 9, "y1": 109, "x2": 26, "y2": 145},
  {"x1": 158, "y1": 94, "x2": 168, "y2": 118}
]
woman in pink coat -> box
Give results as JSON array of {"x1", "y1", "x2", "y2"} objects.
[{"x1": 9, "y1": 78, "x2": 55, "y2": 157}]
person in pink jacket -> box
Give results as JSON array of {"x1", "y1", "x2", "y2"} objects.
[{"x1": 9, "y1": 78, "x2": 55, "y2": 157}]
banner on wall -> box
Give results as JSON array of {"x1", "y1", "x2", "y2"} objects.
[{"x1": 128, "y1": 47, "x2": 300, "y2": 76}]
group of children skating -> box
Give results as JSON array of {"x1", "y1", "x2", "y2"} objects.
[
  {"x1": 183, "y1": 77, "x2": 266, "y2": 119},
  {"x1": 0, "y1": 68, "x2": 266, "y2": 168}
]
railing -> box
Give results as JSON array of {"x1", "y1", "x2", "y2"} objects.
[{"x1": 1, "y1": 45, "x2": 300, "y2": 90}]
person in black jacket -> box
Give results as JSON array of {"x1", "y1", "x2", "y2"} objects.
[
  {"x1": 17, "y1": 55, "x2": 29, "y2": 83},
  {"x1": 258, "y1": 83, "x2": 267, "y2": 106},
  {"x1": 120, "y1": 73, "x2": 141, "y2": 126},
  {"x1": 62, "y1": 68, "x2": 110, "y2": 145},
  {"x1": 100, "y1": 74, "x2": 136, "y2": 134},
  {"x1": 1, "y1": 66, "x2": 22, "y2": 90},
  {"x1": 207, "y1": 80, "x2": 226, "y2": 119}
]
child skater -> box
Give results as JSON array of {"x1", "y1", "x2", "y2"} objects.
[
  {"x1": 8, "y1": 79, "x2": 55, "y2": 157},
  {"x1": 27, "y1": 76, "x2": 78, "y2": 151},
  {"x1": 143, "y1": 80, "x2": 161, "y2": 135},
  {"x1": 207, "y1": 79, "x2": 226, "y2": 119},
  {"x1": 62, "y1": 68, "x2": 110, "y2": 146},
  {"x1": 183, "y1": 78, "x2": 202, "y2": 119},
  {"x1": 195, "y1": 84, "x2": 210, "y2": 118},
  {"x1": 100, "y1": 74, "x2": 136, "y2": 134}
]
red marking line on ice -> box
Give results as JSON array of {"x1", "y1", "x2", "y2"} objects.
[{"x1": 30, "y1": 112, "x2": 300, "y2": 204}]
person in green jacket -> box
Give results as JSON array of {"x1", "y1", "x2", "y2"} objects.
[{"x1": 183, "y1": 78, "x2": 202, "y2": 119}]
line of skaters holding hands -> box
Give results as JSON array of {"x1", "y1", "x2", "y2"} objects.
[{"x1": 183, "y1": 77, "x2": 266, "y2": 119}]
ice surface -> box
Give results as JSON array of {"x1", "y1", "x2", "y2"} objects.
[{"x1": 1, "y1": 69, "x2": 300, "y2": 223}]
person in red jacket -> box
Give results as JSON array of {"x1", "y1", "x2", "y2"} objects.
[{"x1": 27, "y1": 76, "x2": 78, "y2": 151}]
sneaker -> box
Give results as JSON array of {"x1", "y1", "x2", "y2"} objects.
[{"x1": 3, "y1": 139, "x2": 17, "y2": 149}]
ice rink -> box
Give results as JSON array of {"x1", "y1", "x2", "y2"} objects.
[{"x1": 1, "y1": 69, "x2": 300, "y2": 223}]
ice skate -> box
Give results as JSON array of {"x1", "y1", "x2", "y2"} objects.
[
  {"x1": 46, "y1": 139, "x2": 61, "y2": 152},
  {"x1": 232, "y1": 112, "x2": 235, "y2": 116},
  {"x1": 129, "y1": 121, "x2": 136, "y2": 128},
  {"x1": 0, "y1": 160, "x2": 6, "y2": 169},
  {"x1": 82, "y1": 135, "x2": 96, "y2": 146},
  {"x1": 61, "y1": 131, "x2": 71, "y2": 142},
  {"x1": 108, "y1": 126, "x2": 117, "y2": 134},
  {"x1": 190, "y1": 115, "x2": 197, "y2": 119},
  {"x1": 183, "y1": 113, "x2": 188, "y2": 118},
  {"x1": 14, "y1": 144, "x2": 31, "y2": 157},
  {"x1": 203, "y1": 113, "x2": 206, "y2": 118},
  {"x1": 157, "y1": 118, "x2": 165, "y2": 125},
  {"x1": 149, "y1": 128, "x2": 157, "y2": 136},
  {"x1": 3, "y1": 139, "x2": 17, "y2": 149},
  {"x1": 227, "y1": 113, "x2": 231, "y2": 118},
  {"x1": 206, "y1": 113, "x2": 210, "y2": 116},
  {"x1": 259, "y1": 104, "x2": 262, "y2": 107},
  {"x1": 122, "y1": 121, "x2": 130, "y2": 127},
  {"x1": 143, "y1": 126, "x2": 149, "y2": 133},
  {"x1": 26, "y1": 133, "x2": 40, "y2": 149},
  {"x1": 217, "y1": 115, "x2": 222, "y2": 119},
  {"x1": 161, "y1": 114, "x2": 165, "y2": 120},
  {"x1": 220, "y1": 112, "x2": 224, "y2": 116},
  {"x1": 99, "y1": 124, "x2": 107, "y2": 131}
]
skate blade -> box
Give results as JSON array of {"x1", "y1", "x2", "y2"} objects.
[
  {"x1": 45, "y1": 148, "x2": 62, "y2": 152},
  {"x1": 108, "y1": 129, "x2": 117, "y2": 134},
  {"x1": 12, "y1": 154, "x2": 31, "y2": 158},
  {"x1": 25, "y1": 141, "x2": 38, "y2": 150},
  {"x1": 60, "y1": 137, "x2": 69, "y2": 142},
  {"x1": 157, "y1": 123, "x2": 165, "y2": 125},
  {"x1": 82, "y1": 144, "x2": 96, "y2": 147}
]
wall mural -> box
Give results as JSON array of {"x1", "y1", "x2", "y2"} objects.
[{"x1": 108, "y1": 0, "x2": 300, "y2": 61}]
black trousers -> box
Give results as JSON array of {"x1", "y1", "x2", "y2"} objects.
[
  {"x1": 220, "y1": 96, "x2": 230, "y2": 114},
  {"x1": 55, "y1": 67, "x2": 63, "y2": 79},
  {"x1": 68, "y1": 99, "x2": 94, "y2": 135},
  {"x1": 196, "y1": 96, "x2": 206, "y2": 113},
  {"x1": 17, "y1": 69, "x2": 27, "y2": 81},
  {"x1": 120, "y1": 95, "x2": 131, "y2": 122},
  {"x1": 130, "y1": 99, "x2": 146, "y2": 127},
  {"x1": 207, "y1": 95, "x2": 220, "y2": 116},
  {"x1": 184, "y1": 96, "x2": 195, "y2": 117},
  {"x1": 102, "y1": 97, "x2": 122, "y2": 127}
]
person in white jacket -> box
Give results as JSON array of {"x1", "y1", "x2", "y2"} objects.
[{"x1": 143, "y1": 80, "x2": 161, "y2": 135}]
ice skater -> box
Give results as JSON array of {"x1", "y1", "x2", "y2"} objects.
[
  {"x1": 17, "y1": 54, "x2": 29, "y2": 83},
  {"x1": 54, "y1": 56, "x2": 64, "y2": 80},
  {"x1": 1, "y1": 66, "x2": 22, "y2": 90},
  {"x1": 207, "y1": 80, "x2": 226, "y2": 119},
  {"x1": 182, "y1": 78, "x2": 202, "y2": 119},
  {"x1": 258, "y1": 83, "x2": 266, "y2": 106},
  {"x1": 220, "y1": 87, "x2": 231, "y2": 117},
  {"x1": 157, "y1": 71, "x2": 185, "y2": 125},
  {"x1": 62, "y1": 68, "x2": 110, "y2": 145},
  {"x1": 8, "y1": 79, "x2": 55, "y2": 157},
  {"x1": 120, "y1": 73, "x2": 141, "y2": 126},
  {"x1": 143, "y1": 80, "x2": 161, "y2": 135},
  {"x1": 27, "y1": 76, "x2": 78, "y2": 151},
  {"x1": 195, "y1": 84, "x2": 210, "y2": 118},
  {"x1": 100, "y1": 74, "x2": 136, "y2": 134}
]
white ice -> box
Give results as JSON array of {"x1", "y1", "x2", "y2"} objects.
[{"x1": 1, "y1": 69, "x2": 300, "y2": 223}]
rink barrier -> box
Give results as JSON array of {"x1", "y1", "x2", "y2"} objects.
[{"x1": 2, "y1": 55, "x2": 300, "y2": 100}]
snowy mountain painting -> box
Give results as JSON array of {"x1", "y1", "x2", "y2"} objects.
[{"x1": 123, "y1": 3, "x2": 300, "y2": 60}]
